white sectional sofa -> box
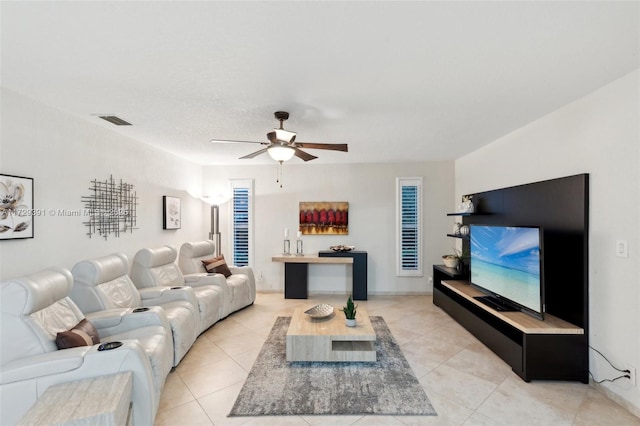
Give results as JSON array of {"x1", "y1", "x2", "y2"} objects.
[
  {"x1": 0, "y1": 241, "x2": 257, "y2": 425},
  {"x1": 178, "y1": 240, "x2": 256, "y2": 317},
  {"x1": 0, "y1": 267, "x2": 163, "y2": 425},
  {"x1": 70, "y1": 252, "x2": 193, "y2": 368}
]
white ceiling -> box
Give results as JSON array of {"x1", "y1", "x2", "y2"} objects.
[{"x1": 2, "y1": 1, "x2": 638, "y2": 165}]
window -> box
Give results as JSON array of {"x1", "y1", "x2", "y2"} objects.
[
  {"x1": 230, "y1": 179, "x2": 253, "y2": 266},
  {"x1": 396, "y1": 177, "x2": 423, "y2": 276}
]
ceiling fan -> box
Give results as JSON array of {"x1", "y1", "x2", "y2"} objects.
[{"x1": 210, "y1": 111, "x2": 348, "y2": 162}]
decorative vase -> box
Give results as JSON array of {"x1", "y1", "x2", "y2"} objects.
[
  {"x1": 345, "y1": 318, "x2": 357, "y2": 327},
  {"x1": 453, "y1": 222, "x2": 462, "y2": 235},
  {"x1": 460, "y1": 200, "x2": 475, "y2": 213}
]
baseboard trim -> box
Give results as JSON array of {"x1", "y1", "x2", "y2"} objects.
[{"x1": 591, "y1": 380, "x2": 640, "y2": 419}]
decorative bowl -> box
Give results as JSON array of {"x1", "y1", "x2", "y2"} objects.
[
  {"x1": 330, "y1": 245, "x2": 355, "y2": 252},
  {"x1": 442, "y1": 255, "x2": 459, "y2": 269},
  {"x1": 304, "y1": 304, "x2": 334, "y2": 319}
]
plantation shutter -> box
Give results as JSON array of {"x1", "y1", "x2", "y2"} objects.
[
  {"x1": 230, "y1": 180, "x2": 253, "y2": 266},
  {"x1": 396, "y1": 177, "x2": 423, "y2": 276}
]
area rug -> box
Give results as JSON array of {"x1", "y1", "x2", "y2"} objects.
[{"x1": 229, "y1": 316, "x2": 436, "y2": 417}]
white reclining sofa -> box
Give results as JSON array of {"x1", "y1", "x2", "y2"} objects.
[
  {"x1": 72, "y1": 252, "x2": 199, "y2": 367},
  {"x1": 0, "y1": 267, "x2": 161, "y2": 425},
  {"x1": 178, "y1": 240, "x2": 256, "y2": 318},
  {"x1": 130, "y1": 245, "x2": 226, "y2": 334}
]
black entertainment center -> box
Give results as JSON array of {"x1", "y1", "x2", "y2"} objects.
[{"x1": 433, "y1": 174, "x2": 589, "y2": 383}]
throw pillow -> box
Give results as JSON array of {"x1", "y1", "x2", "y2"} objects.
[
  {"x1": 55, "y1": 318, "x2": 101, "y2": 349},
  {"x1": 202, "y1": 254, "x2": 233, "y2": 278}
]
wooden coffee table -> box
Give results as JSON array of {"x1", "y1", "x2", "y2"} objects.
[{"x1": 286, "y1": 306, "x2": 376, "y2": 362}]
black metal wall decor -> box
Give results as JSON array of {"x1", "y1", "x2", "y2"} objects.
[{"x1": 81, "y1": 175, "x2": 138, "y2": 240}]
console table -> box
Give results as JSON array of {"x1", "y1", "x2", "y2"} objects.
[{"x1": 272, "y1": 250, "x2": 368, "y2": 300}]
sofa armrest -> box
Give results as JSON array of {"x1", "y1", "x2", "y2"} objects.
[
  {"x1": 0, "y1": 340, "x2": 144, "y2": 384},
  {"x1": 228, "y1": 266, "x2": 256, "y2": 300},
  {"x1": 86, "y1": 306, "x2": 170, "y2": 338},
  {"x1": 0, "y1": 348, "x2": 86, "y2": 384},
  {"x1": 139, "y1": 286, "x2": 198, "y2": 306},
  {"x1": 183, "y1": 273, "x2": 227, "y2": 288}
]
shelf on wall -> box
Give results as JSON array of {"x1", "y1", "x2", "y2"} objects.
[{"x1": 446, "y1": 233, "x2": 469, "y2": 239}]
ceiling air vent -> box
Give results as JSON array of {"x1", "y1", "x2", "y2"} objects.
[{"x1": 99, "y1": 115, "x2": 132, "y2": 126}]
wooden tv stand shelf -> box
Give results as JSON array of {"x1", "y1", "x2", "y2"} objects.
[
  {"x1": 434, "y1": 278, "x2": 588, "y2": 383},
  {"x1": 442, "y1": 280, "x2": 583, "y2": 335}
]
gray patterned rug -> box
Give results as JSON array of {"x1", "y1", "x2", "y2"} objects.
[{"x1": 229, "y1": 316, "x2": 436, "y2": 417}]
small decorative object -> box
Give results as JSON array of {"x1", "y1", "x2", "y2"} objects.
[
  {"x1": 296, "y1": 230, "x2": 304, "y2": 256},
  {"x1": 330, "y1": 245, "x2": 355, "y2": 252},
  {"x1": 304, "y1": 303, "x2": 334, "y2": 319},
  {"x1": 82, "y1": 175, "x2": 138, "y2": 240},
  {"x1": 459, "y1": 195, "x2": 474, "y2": 213},
  {"x1": 0, "y1": 173, "x2": 34, "y2": 240},
  {"x1": 299, "y1": 201, "x2": 349, "y2": 235},
  {"x1": 341, "y1": 294, "x2": 357, "y2": 327},
  {"x1": 442, "y1": 254, "x2": 459, "y2": 269},
  {"x1": 453, "y1": 222, "x2": 462, "y2": 235},
  {"x1": 162, "y1": 196, "x2": 181, "y2": 230},
  {"x1": 459, "y1": 225, "x2": 470, "y2": 236},
  {"x1": 283, "y1": 228, "x2": 291, "y2": 255},
  {"x1": 454, "y1": 247, "x2": 470, "y2": 272}
]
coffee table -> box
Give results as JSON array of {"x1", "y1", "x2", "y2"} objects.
[{"x1": 286, "y1": 306, "x2": 376, "y2": 362}]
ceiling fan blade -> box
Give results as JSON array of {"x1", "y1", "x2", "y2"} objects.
[
  {"x1": 239, "y1": 148, "x2": 269, "y2": 159},
  {"x1": 294, "y1": 142, "x2": 348, "y2": 152},
  {"x1": 210, "y1": 139, "x2": 267, "y2": 145},
  {"x1": 294, "y1": 148, "x2": 318, "y2": 162}
]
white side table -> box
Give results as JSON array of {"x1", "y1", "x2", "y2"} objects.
[{"x1": 18, "y1": 372, "x2": 132, "y2": 426}]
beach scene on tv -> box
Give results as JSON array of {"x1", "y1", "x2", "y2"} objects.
[{"x1": 470, "y1": 226, "x2": 542, "y2": 313}]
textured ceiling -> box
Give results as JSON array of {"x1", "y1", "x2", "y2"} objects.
[{"x1": 2, "y1": 1, "x2": 638, "y2": 165}]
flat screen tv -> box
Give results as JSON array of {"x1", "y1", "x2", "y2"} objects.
[{"x1": 470, "y1": 225, "x2": 544, "y2": 319}]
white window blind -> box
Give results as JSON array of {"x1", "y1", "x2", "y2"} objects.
[
  {"x1": 396, "y1": 177, "x2": 423, "y2": 276},
  {"x1": 230, "y1": 180, "x2": 253, "y2": 266}
]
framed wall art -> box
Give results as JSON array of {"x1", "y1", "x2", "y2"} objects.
[
  {"x1": 1, "y1": 173, "x2": 34, "y2": 240},
  {"x1": 299, "y1": 201, "x2": 348, "y2": 235},
  {"x1": 163, "y1": 196, "x2": 181, "y2": 230}
]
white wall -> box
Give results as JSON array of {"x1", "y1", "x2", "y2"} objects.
[
  {"x1": 203, "y1": 161, "x2": 454, "y2": 295},
  {"x1": 456, "y1": 70, "x2": 640, "y2": 415},
  {"x1": 0, "y1": 88, "x2": 205, "y2": 279}
]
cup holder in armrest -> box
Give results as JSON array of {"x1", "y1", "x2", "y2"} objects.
[
  {"x1": 132, "y1": 307, "x2": 149, "y2": 313},
  {"x1": 170, "y1": 286, "x2": 183, "y2": 290},
  {"x1": 98, "y1": 341, "x2": 123, "y2": 351}
]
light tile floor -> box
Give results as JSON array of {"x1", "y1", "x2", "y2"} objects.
[{"x1": 155, "y1": 293, "x2": 640, "y2": 425}]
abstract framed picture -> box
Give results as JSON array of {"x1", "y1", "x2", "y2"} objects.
[
  {"x1": 162, "y1": 196, "x2": 181, "y2": 230},
  {"x1": 299, "y1": 201, "x2": 348, "y2": 235},
  {"x1": 0, "y1": 173, "x2": 34, "y2": 240}
]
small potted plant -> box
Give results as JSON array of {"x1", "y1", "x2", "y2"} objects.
[
  {"x1": 341, "y1": 294, "x2": 357, "y2": 327},
  {"x1": 454, "y1": 247, "x2": 470, "y2": 272}
]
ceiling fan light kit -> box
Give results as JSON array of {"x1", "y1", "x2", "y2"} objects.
[
  {"x1": 267, "y1": 144, "x2": 296, "y2": 162},
  {"x1": 274, "y1": 128, "x2": 296, "y2": 143},
  {"x1": 209, "y1": 111, "x2": 349, "y2": 164}
]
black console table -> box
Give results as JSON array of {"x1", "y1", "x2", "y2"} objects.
[
  {"x1": 272, "y1": 250, "x2": 368, "y2": 300},
  {"x1": 319, "y1": 250, "x2": 368, "y2": 300}
]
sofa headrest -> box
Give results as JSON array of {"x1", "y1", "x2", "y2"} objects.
[
  {"x1": 1, "y1": 267, "x2": 74, "y2": 316},
  {"x1": 134, "y1": 246, "x2": 177, "y2": 268},
  {"x1": 180, "y1": 241, "x2": 215, "y2": 259},
  {"x1": 71, "y1": 253, "x2": 129, "y2": 287}
]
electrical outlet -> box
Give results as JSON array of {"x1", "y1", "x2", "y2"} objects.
[
  {"x1": 428, "y1": 276, "x2": 433, "y2": 284},
  {"x1": 616, "y1": 240, "x2": 629, "y2": 258},
  {"x1": 624, "y1": 364, "x2": 636, "y2": 387}
]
